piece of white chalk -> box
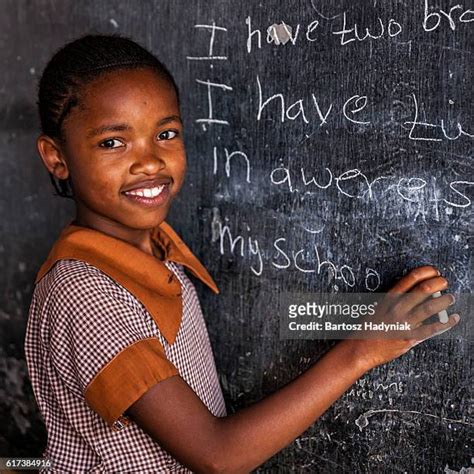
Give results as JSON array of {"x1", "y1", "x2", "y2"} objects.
[{"x1": 431, "y1": 291, "x2": 449, "y2": 323}]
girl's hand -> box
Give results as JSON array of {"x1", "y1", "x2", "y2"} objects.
[{"x1": 348, "y1": 265, "x2": 460, "y2": 370}]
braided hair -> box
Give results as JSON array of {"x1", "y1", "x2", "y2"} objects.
[{"x1": 37, "y1": 34, "x2": 180, "y2": 199}]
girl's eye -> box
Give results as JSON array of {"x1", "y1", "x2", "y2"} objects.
[
  {"x1": 99, "y1": 138, "x2": 123, "y2": 149},
  {"x1": 158, "y1": 130, "x2": 179, "y2": 140}
]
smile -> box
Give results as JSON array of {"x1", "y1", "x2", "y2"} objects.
[
  {"x1": 124, "y1": 185, "x2": 165, "y2": 198},
  {"x1": 122, "y1": 184, "x2": 170, "y2": 207}
]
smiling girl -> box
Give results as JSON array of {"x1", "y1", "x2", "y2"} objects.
[{"x1": 24, "y1": 34, "x2": 459, "y2": 473}]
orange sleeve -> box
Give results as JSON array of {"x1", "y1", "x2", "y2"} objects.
[{"x1": 84, "y1": 337, "x2": 179, "y2": 428}]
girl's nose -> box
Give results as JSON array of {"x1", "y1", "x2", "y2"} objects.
[{"x1": 130, "y1": 148, "x2": 166, "y2": 175}]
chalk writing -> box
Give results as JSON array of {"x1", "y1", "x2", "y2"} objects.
[
  {"x1": 423, "y1": 0, "x2": 474, "y2": 32},
  {"x1": 212, "y1": 146, "x2": 251, "y2": 183},
  {"x1": 256, "y1": 75, "x2": 371, "y2": 126},
  {"x1": 404, "y1": 94, "x2": 473, "y2": 142},
  {"x1": 269, "y1": 164, "x2": 473, "y2": 212},
  {"x1": 245, "y1": 4, "x2": 473, "y2": 53},
  {"x1": 332, "y1": 12, "x2": 403, "y2": 45},
  {"x1": 246, "y1": 17, "x2": 321, "y2": 52},
  {"x1": 187, "y1": 7, "x2": 472, "y2": 296},
  {"x1": 211, "y1": 212, "x2": 382, "y2": 290},
  {"x1": 186, "y1": 22, "x2": 228, "y2": 60},
  {"x1": 195, "y1": 79, "x2": 233, "y2": 128}
]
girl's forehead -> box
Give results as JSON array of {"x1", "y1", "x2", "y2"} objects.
[
  {"x1": 77, "y1": 68, "x2": 178, "y2": 112},
  {"x1": 81, "y1": 68, "x2": 175, "y2": 102},
  {"x1": 62, "y1": 69, "x2": 179, "y2": 133}
]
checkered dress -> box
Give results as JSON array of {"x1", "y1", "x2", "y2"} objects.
[{"x1": 25, "y1": 258, "x2": 227, "y2": 473}]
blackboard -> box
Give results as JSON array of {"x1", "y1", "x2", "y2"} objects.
[{"x1": 1, "y1": 1, "x2": 472, "y2": 472}]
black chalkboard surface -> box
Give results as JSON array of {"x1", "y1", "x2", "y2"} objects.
[{"x1": 1, "y1": 1, "x2": 472, "y2": 472}]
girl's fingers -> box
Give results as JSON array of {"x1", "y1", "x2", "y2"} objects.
[
  {"x1": 387, "y1": 265, "x2": 440, "y2": 295},
  {"x1": 390, "y1": 276, "x2": 449, "y2": 317},
  {"x1": 408, "y1": 293, "x2": 455, "y2": 327},
  {"x1": 377, "y1": 266, "x2": 441, "y2": 315},
  {"x1": 409, "y1": 313, "x2": 460, "y2": 344}
]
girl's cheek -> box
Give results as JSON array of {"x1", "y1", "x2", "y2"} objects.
[{"x1": 169, "y1": 154, "x2": 186, "y2": 172}]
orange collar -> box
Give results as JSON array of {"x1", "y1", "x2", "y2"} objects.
[{"x1": 35, "y1": 220, "x2": 219, "y2": 345}]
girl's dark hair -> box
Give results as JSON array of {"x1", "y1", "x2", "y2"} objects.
[{"x1": 37, "y1": 34, "x2": 180, "y2": 199}]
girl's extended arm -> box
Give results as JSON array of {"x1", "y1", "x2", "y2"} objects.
[{"x1": 126, "y1": 265, "x2": 459, "y2": 473}]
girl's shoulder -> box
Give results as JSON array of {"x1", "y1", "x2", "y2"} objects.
[{"x1": 34, "y1": 258, "x2": 143, "y2": 314}]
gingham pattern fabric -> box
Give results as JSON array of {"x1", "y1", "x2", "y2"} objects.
[{"x1": 25, "y1": 258, "x2": 227, "y2": 473}]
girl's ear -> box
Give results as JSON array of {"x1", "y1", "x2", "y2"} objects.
[{"x1": 36, "y1": 134, "x2": 70, "y2": 180}]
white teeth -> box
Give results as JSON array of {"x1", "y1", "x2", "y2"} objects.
[{"x1": 125, "y1": 185, "x2": 165, "y2": 198}]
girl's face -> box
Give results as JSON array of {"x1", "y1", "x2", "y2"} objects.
[{"x1": 51, "y1": 67, "x2": 186, "y2": 240}]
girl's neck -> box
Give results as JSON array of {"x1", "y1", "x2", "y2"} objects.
[{"x1": 72, "y1": 215, "x2": 161, "y2": 258}]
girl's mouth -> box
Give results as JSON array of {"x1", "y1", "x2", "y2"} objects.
[{"x1": 121, "y1": 184, "x2": 170, "y2": 207}]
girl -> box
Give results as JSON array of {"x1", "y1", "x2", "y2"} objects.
[{"x1": 24, "y1": 34, "x2": 460, "y2": 473}]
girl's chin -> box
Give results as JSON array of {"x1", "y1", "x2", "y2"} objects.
[{"x1": 120, "y1": 212, "x2": 170, "y2": 230}]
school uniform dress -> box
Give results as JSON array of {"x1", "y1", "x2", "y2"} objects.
[{"x1": 24, "y1": 221, "x2": 227, "y2": 473}]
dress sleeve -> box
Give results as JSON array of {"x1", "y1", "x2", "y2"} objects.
[{"x1": 47, "y1": 260, "x2": 179, "y2": 428}]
